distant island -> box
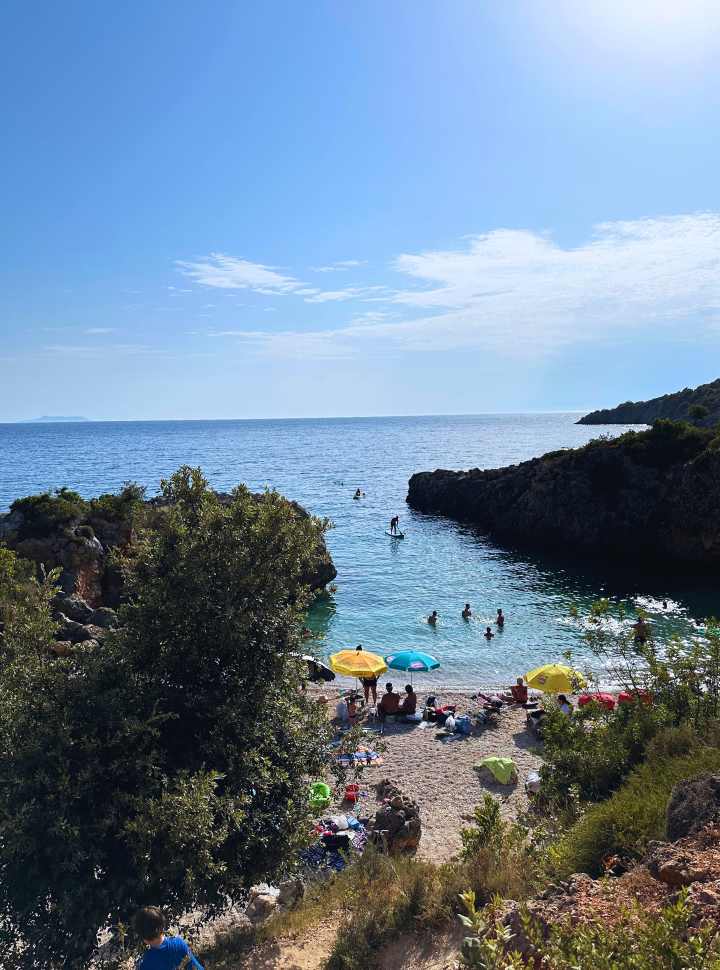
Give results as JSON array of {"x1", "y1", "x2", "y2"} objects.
[
  {"x1": 577, "y1": 378, "x2": 720, "y2": 427},
  {"x1": 21, "y1": 415, "x2": 90, "y2": 423}
]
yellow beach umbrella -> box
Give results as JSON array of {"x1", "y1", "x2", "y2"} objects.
[
  {"x1": 329, "y1": 646, "x2": 387, "y2": 679},
  {"x1": 524, "y1": 663, "x2": 586, "y2": 693}
]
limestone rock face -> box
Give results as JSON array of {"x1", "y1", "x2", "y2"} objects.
[
  {"x1": 666, "y1": 772, "x2": 720, "y2": 842},
  {"x1": 407, "y1": 430, "x2": 720, "y2": 563},
  {"x1": 369, "y1": 779, "x2": 421, "y2": 854}
]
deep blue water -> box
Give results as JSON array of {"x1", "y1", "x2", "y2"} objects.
[{"x1": 1, "y1": 414, "x2": 717, "y2": 688}]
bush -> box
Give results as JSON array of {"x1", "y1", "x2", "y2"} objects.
[
  {"x1": 539, "y1": 888, "x2": 720, "y2": 969},
  {"x1": 538, "y1": 697, "x2": 672, "y2": 804},
  {"x1": 547, "y1": 750, "x2": 720, "y2": 878},
  {"x1": 0, "y1": 468, "x2": 333, "y2": 969},
  {"x1": 10, "y1": 487, "x2": 89, "y2": 540},
  {"x1": 89, "y1": 482, "x2": 147, "y2": 523}
]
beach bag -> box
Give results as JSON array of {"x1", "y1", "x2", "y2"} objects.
[
  {"x1": 525, "y1": 770, "x2": 541, "y2": 796},
  {"x1": 456, "y1": 715, "x2": 473, "y2": 734}
]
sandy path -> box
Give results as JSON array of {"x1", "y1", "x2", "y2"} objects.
[{"x1": 230, "y1": 916, "x2": 341, "y2": 970}]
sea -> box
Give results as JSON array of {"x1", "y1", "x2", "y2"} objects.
[{"x1": 1, "y1": 413, "x2": 718, "y2": 689}]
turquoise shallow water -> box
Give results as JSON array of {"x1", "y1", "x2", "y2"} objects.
[{"x1": 1, "y1": 413, "x2": 718, "y2": 688}]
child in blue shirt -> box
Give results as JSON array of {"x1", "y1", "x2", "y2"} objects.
[{"x1": 134, "y1": 906, "x2": 203, "y2": 970}]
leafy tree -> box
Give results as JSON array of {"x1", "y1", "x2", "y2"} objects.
[
  {"x1": 688, "y1": 402, "x2": 710, "y2": 425},
  {"x1": 0, "y1": 468, "x2": 333, "y2": 969}
]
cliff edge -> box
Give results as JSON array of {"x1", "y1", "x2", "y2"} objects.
[
  {"x1": 407, "y1": 420, "x2": 720, "y2": 563},
  {"x1": 578, "y1": 378, "x2": 720, "y2": 426}
]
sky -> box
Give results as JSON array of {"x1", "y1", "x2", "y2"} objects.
[{"x1": 2, "y1": 0, "x2": 720, "y2": 421}]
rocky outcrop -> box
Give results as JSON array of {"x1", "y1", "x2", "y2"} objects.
[
  {"x1": 0, "y1": 491, "x2": 336, "y2": 649},
  {"x1": 578, "y1": 378, "x2": 720, "y2": 426},
  {"x1": 369, "y1": 779, "x2": 422, "y2": 854},
  {"x1": 666, "y1": 772, "x2": 720, "y2": 842},
  {"x1": 497, "y1": 823, "x2": 720, "y2": 963},
  {"x1": 407, "y1": 420, "x2": 720, "y2": 563}
]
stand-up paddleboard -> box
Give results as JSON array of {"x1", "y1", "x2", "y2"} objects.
[{"x1": 385, "y1": 530, "x2": 404, "y2": 538}]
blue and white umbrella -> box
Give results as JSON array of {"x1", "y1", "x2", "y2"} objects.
[{"x1": 385, "y1": 650, "x2": 440, "y2": 685}]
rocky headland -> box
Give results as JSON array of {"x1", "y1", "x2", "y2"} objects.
[
  {"x1": 407, "y1": 419, "x2": 720, "y2": 563},
  {"x1": 578, "y1": 377, "x2": 720, "y2": 426},
  {"x1": 0, "y1": 487, "x2": 336, "y2": 653}
]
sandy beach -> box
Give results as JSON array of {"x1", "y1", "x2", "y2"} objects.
[{"x1": 313, "y1": 685, "x2": 543, "y2": 865}]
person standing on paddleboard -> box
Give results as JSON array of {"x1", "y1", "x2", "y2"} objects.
[{"x1": 390, "y1": 516, "x2": 399, "y2": 534}]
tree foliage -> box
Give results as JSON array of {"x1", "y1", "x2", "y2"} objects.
[{"x1": 0, "y1": 467, "x2": 332, "y2": 968}]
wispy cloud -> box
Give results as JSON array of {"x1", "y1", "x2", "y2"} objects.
[
  {"x1": 84, "y1": 328, "x2": 118, "y2": 333},
  {"x1": 311, "y1": 260, "x2": 364, "y2": 272},
  {"x1": 176, "y1": 254, "x2": 301, "y2": 293},
  {"x1": 213, "y1": 214, "x2": 720, "y2": 359}
]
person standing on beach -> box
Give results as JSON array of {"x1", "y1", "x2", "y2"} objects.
[
  {"x1": 428, "y1": 610, "x2": 438, "y2": 626},
  {"x1": 462, "y1": 604, "x2": 472, "y2": 619},
  {"x1": 496, "y1": 608, "x2": 504, "y2": 627},
  {"x1": 361, "y1": 674, "x2": 378, "y2": 704}
]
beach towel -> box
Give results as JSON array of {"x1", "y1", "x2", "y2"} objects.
[
  {"x1": 476, "y1": 757, "x2": 518, "y2": 785},
  {"x1": 337, "y1": 747, "x2": 384, "y2": 767}
]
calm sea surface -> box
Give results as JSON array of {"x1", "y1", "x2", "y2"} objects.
[{"x1": 1, "y1": 414, "x2": 718, "y2": 688}]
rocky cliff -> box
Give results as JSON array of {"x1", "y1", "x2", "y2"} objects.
[
  {"x1": 578, "y1": 377, "x2": 720, "y2": 426},
  {"x1": 0, "y1": 488, "x2": 336, "y2": 652},
  {"x1": 407, "y1": 420, "x2": 720, "y2": 563}
]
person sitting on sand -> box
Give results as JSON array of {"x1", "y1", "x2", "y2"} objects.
[
  {"x1": 378, "y1": 682, "x2": 401, "y2": 721},
  {"x1": 496, "y1": 608, "x2": 505, "y2": 627},
  {"x1": 484, "y1": 626, "x2": 494, "y2": 640},
  {"x1": 508, "y1": 678, "x2": 528, "y2": 704},
  {"x1": 462, "y1": 603, "x2": 472, "y2": 619},
  {"x1": 390, "y1": 515, "x2": 399, "y2": 534},
  {"x1": 428, "y1": 610, "x2": 438, "y2": 626},
  {"x1": 557, "y1": 694, "x2": 573, "y2": 715},
  {"x1": 400, "y1": 684, "x2": 417, "y2": 715}
]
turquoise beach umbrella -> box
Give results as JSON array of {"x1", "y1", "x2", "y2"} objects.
[{"x1": 385, "y1": 650, "x2": 439, "y2": 685}]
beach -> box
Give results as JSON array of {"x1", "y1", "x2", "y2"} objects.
[{"x1": 314, "y1": 685, "x2": 543, "y2": 864}]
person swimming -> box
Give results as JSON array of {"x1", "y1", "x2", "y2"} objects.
[
  {"x1": 390, "y1": 516, "x2": 399, "y2": 534},
  {"x1": 462, "y1": 603, "x2": 472, "y2": 619},
  {"x1": 428, "y1": 610, "x2": 438, "y2": 626},
  {"x1": 484, "y1": 626, "x2": 495, "y2": 640},
  {"x1": 496, "y1": 608, "x2": 504, "y2": 627}
]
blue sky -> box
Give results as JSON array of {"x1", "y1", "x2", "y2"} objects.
[{"x1": 2, "y1": 0, "x2": 720, "y2": 420}]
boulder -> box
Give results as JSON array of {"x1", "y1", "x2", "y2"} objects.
[
  {"x1": 647, "y1": 841, "x2": 710, "y2": 887},
  {"x1": 369, "y1": 779, "x2": 421, "y2": 854},
  {"x1": 666, "y1": 772, "x2": 720, "y2": 842},
  {"x1": 53, "y1": 593, "x2": 94, "y2": 624},
  {"x1": 245, "y1": 890, "x2": 278, "y2": 924},
  {"x1": 89, "y1": 607, "x2": 119, "y2": 630}
]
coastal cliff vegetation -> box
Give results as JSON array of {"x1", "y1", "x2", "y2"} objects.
[
  {"x1": 0, "y1": 467, "x2": 334, "y2": 969},
  {"x1": 577, "y1": 376, "x2": 720, "y2": 427}
]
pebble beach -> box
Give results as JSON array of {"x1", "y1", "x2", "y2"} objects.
[{"x1": 312, "y1": 685, "x2": 544, "y2": 864}]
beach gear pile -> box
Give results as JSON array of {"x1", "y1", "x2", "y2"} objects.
[{"x1": 299, "y1": 814, "x2": 369, "y2": 873}]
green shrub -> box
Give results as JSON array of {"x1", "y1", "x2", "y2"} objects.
[
  {"x1": 548, "y1": 750, "x2": 720, "y2": 878},
  {"x1": 538, "y1": 888, "x2": 720, "y2": 969},
  {"x1": 10, "y1": 487, "x2": 89, "y2": 540},
  {"x1": 89, "y1": 482, "x2": 147, "y2": 524},
  {"x1": 538, "y1": 698, "x2": 672, "y2": 804}
]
